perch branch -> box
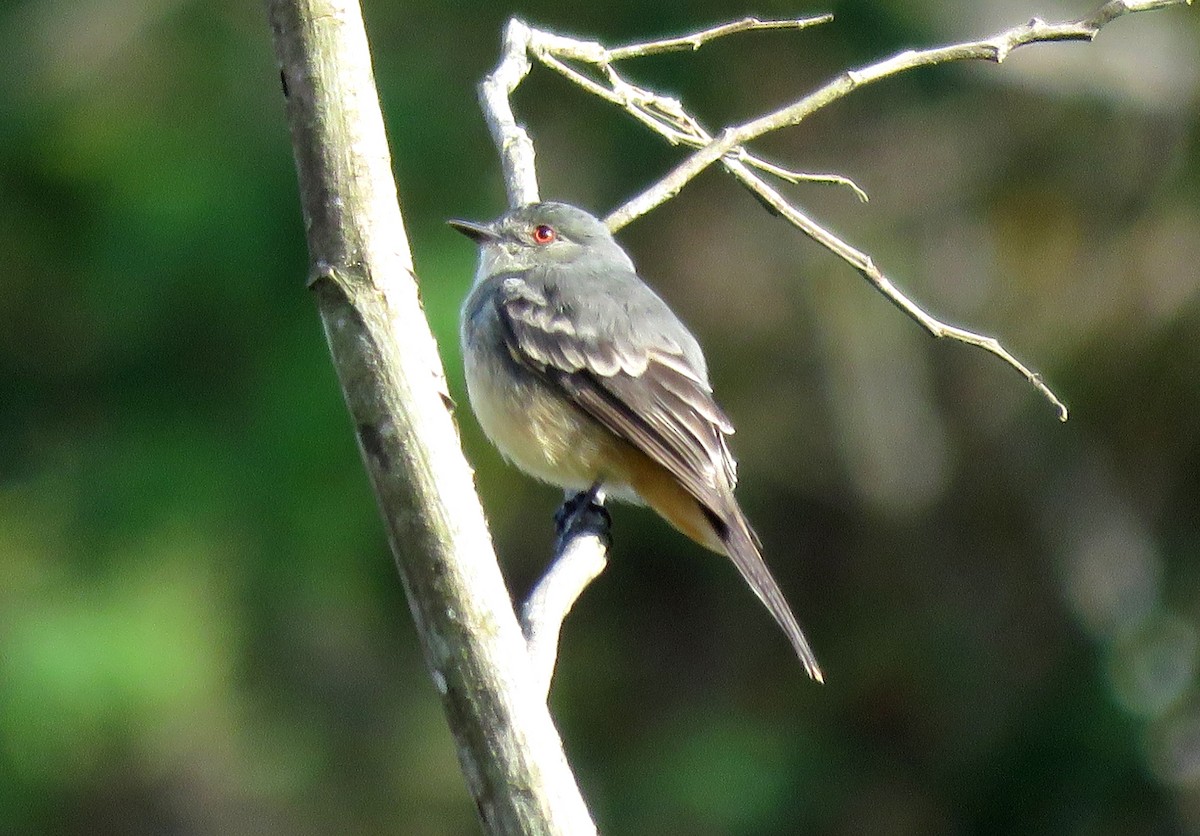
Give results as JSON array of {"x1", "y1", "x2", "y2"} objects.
[
  {"x1": 477, "y1": 27, "x2": 626, "y2": 700},
  {"x1": 521, "y1": 532, "x2": 608, "y2": 699},
  {"x1": 522, "y1": 489, "x2": 611, "y2": 699}
]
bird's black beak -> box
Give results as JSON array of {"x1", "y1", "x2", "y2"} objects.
[{"x1": 447, "y1": 218, "x2": 497, "y2": 243}]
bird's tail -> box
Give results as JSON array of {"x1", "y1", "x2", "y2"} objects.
[
  {"x1": 622, "y1": 452, "x2": 823, "y2": 681},
  {"x1": 718, "y1": 509, "x2": 824, "y2": 683}
]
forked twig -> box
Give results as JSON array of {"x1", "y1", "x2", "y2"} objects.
[{"x1": 524, "y1": 13, "x2": 1105, "y2": 419}]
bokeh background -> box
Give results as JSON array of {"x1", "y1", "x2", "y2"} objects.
[{"x1": 3, "y1": 0, "x2": 1199, "y2": 832}]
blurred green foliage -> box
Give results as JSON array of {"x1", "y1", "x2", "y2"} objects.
[{"x1": 1, "y1": 0, "x2": 1198, "y2": 833}]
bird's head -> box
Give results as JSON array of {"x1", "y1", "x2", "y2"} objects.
[{"x1": 449, "y1": 201, "x2": 631, "y2": 278}]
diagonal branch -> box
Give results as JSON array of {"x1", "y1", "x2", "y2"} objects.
[
  {"x1": 267, "y1": 1, "x2": 595, "y2": 830},
  {"x1": 722, "y1": 159, "x2": 1068, "y2": 418}
]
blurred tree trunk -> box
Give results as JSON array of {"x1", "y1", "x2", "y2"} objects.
[{"x1": 263, "y1": 1, "x2": 596, "y2": 832}]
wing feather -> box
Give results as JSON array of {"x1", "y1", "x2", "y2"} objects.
[{"x1": 493, "y1": 274, "x2": 734, "y2": 509}]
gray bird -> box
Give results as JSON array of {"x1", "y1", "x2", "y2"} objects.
[{"x1": 450, "y1": 202, "x2": 822, "y2": 682}]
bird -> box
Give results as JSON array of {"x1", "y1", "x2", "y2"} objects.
[{"x1": 450, "y1": 201, "x2": 822, "y2": 682}]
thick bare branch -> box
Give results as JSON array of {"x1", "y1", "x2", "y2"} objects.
[{"x1": 266, "y1": 1, "x2": 595, "y2": 831}]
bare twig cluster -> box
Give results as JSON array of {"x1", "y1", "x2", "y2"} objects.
[{"x1": 474, "y1": 0, "x2": 1192, "y2": 697}]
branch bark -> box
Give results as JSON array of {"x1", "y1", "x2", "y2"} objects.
[{"x1": 264, "y1": 1, "x2": 595, "y2": 832}]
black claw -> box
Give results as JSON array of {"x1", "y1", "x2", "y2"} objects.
[
  {"x1": 552, "y1": 493, "x2": 580, "y2": 533},
  {"x1": 554, "y1": 489, "x2": 612, "y2": 549}
]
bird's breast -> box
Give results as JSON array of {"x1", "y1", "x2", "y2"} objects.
[{"x1": 462, "y1": 336, "x2": 623, "y2": 493}]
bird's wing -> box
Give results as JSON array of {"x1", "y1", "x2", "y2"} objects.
[
  {"x1": 494, "y1": 272, "x2": 822, "y2": 681},
  {"x1": 493, "y1": 273, "x2": 737, "y2": 508}
]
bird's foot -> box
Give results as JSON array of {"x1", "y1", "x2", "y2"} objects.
[{"x1": 554, "y1": 485, "x2": 611, "y2": 548}]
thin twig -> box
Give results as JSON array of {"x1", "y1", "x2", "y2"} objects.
[
  {"x1": 536, "y1": 53, "x2": 874, "y2": 203},
  {"x1": 722, "y1": 157, "x2": 1069, "y2": 420},
  {"x1": 739, "y1": 152, "x2": 870, "y2": 203},
  {"x1": 606, "y1": 14, "x2": 833, "y2": 60},
  {"x1": 531, "y1": 26, "x2": 1074, "y2": 416}
]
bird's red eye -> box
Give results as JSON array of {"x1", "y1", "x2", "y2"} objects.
[{"x1": 532, "y1": 224, "x2": 556, "y2": 245}]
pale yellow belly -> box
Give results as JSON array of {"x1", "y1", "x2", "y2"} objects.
[{"x1": 464, "y1": 350, "x2": 629, "y2": 495}]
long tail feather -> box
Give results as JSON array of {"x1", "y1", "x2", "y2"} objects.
[{"x1": 721, "y1": 512, "x2": 823, "y2": 683}]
